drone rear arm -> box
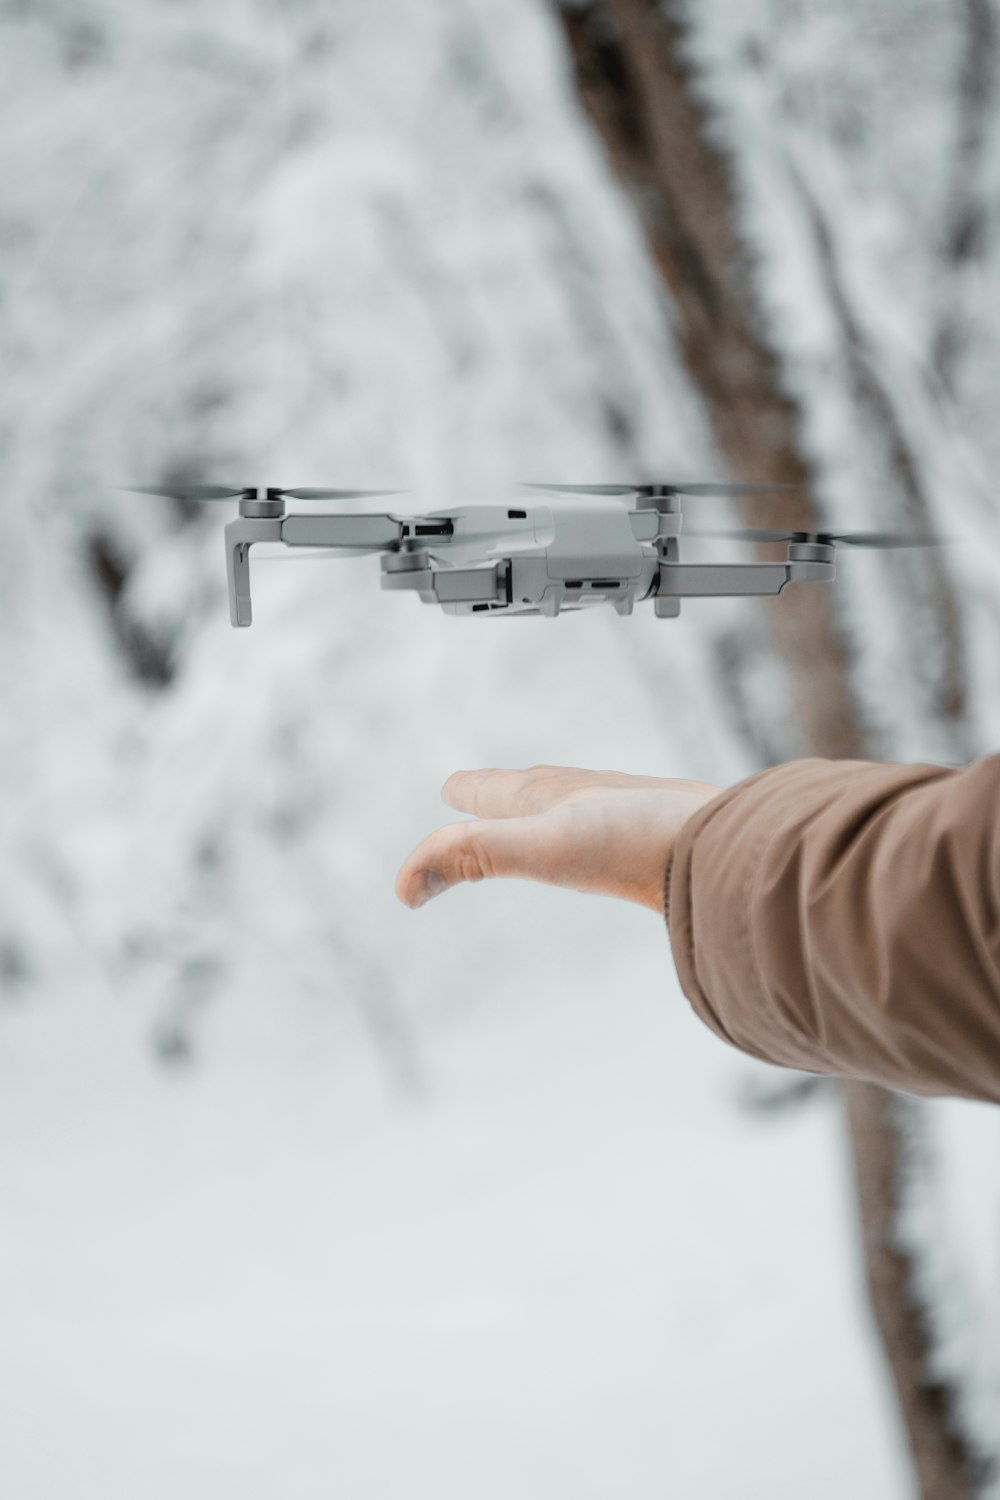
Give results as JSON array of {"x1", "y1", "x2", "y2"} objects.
[
  {"x1": 655, "y1": 547, "x2": 834, "y2": 602},
  {"x1": 657, "y1": 561, "x2": 794, "y2": 597},
  {"x1": 381, "y1": 549, "x2": 508, "y2": 605}
]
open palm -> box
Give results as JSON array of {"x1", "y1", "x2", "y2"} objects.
[{"x1": 396, "y1": 765, "x2": 721, "y2": 914}]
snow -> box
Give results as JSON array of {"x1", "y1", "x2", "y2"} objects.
[
  {"x1": 0, "y1": 915, "x2": 907, "y2": 1499},
  {"x1": 2, "y1": 0, "x2": 998, "y2": 1492}
]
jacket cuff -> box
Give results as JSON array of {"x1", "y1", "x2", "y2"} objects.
[
  {"x1": 663, "y1": 756, "x2": 995, "y2": 1094},
  {"x1": 665, "y1": 766, "x2": 808, "y2": 1068}
]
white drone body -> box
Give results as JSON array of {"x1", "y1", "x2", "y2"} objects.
[
  {"x1": 125, "y1": 480, "x2": 928, "y2": 627},
  {"x1": 220, "y1": 483, "x2": 840, "y2": 628}
]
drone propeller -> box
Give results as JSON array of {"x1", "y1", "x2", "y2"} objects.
[
  {"x1": 686, "y1": 527, "x2": 946, "y2": 549},
  {"x1": 120, "y1": 484, "x2": 404, "y2": 502},
  {"x1": 123, "y1": 484, "x2": 245, "y2": 502},
  {"x1": 281, "y1": 487, "x2": 404, "y2": 500},
  {"x1": 521, "y1": 481, "x2": 795, "y2": 498}
]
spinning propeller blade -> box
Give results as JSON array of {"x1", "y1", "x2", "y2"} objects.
[
  {"x1": 828, "y1": 530, "x2": 946, "y2": 549},
  {"x1": 522, "y1": 483, "x2": 638, "y2": 496},
  {"x1": 686, "y1": 527, "x2": 947, "y2": 549},
  {"x1": 281, "y1": 487, "x2": 405, "y2": 500},
  {"x1": 121, "y1": 484, "x2": 245, "y2": 502},
  {"x1": 122, "y1": 484, "x2": 405, "y2": 502},
  {"x1": 521, "y1": 481, "x2": 795, "y2": 498}
]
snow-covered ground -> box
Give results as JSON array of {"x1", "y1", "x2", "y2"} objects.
[
  {"x1": 3, "y1": 0, "x2": 999, "y2": 1493},
  {"x1": 0, "y1": 897, "x2": 912, "y2": 1499}
]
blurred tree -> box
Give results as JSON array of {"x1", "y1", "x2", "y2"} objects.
[{"x1": 556, "y1": 1, "x2": 994, "y2": 1494}]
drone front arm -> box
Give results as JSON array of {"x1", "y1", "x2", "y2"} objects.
[
  {"x1": 225, "y1": 512, "x2": 412, "y2": 626},
  {"x1": 281, "y1": 514, "x2": 406, "y2": 549}
]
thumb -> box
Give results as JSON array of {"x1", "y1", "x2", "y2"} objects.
[{"x1": 396, "y1": 816, "x2": 545, "y2": 909}]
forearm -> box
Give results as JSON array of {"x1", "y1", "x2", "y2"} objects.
[{"x1": 665, "y1": 755, "x2": 1000, "y2": 1102}]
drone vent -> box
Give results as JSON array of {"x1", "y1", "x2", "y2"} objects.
[{"x1": 414, "y1": 522, "x2": 454, "y2": 537}]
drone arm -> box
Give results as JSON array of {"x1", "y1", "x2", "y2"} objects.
[
  {"x1": 655, "y1": 553, "x2": 833, "y2": 599},
  {"x1": 656, "y1": 561, "x2": 792, "y2": 597},
  {"x1": 223, "y1": 514, "x2": 447, "y2": 626},
  {"x1": 281, "y1": 514, "x2": 406, "y2": 549}
]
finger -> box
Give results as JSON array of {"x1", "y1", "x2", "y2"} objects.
[
  {"x1": 395, "y1": 814, "x2": 554, "y2": 908},
  {"x1": 442, "y1": 765, "x2": 590, "y2": 820},
  {"x1": 441, "y1": 766, "x2": 670, "y2": 819}
]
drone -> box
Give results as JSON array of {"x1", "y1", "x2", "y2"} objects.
[{"x1": 124, "y1": 481, "x2": 937, "y2": 627}]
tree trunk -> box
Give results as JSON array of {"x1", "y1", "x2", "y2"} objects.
[
  {"x1": 843, "y1": 1082, "x2": 993, "y2": 1498},
  {"x1": 555, "y1": 3, "x2": 981, "y2": 1493}
]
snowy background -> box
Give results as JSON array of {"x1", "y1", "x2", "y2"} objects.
[{"x1": 2, "y1": 0, "x2": 999, "y2": 1495}]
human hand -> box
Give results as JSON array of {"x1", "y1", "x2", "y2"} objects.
[{"x1": 396, "y1": 765, "x2": 722, "y2": 914}]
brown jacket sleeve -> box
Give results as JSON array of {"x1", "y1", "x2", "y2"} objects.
[{"x1": 664, "y1": 755, "x2": 1000, "y2": 1102}]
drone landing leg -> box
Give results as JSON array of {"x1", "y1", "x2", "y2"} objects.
[
  {"x1": 224, "y1": 517, "x2": 283, "y2": 627},
  {"x1": 228, "y1": 540, "x2": 252, "y2": 627},
  {"x1": 643, "y1": 502, "x2": 681, "y2": 618}
]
